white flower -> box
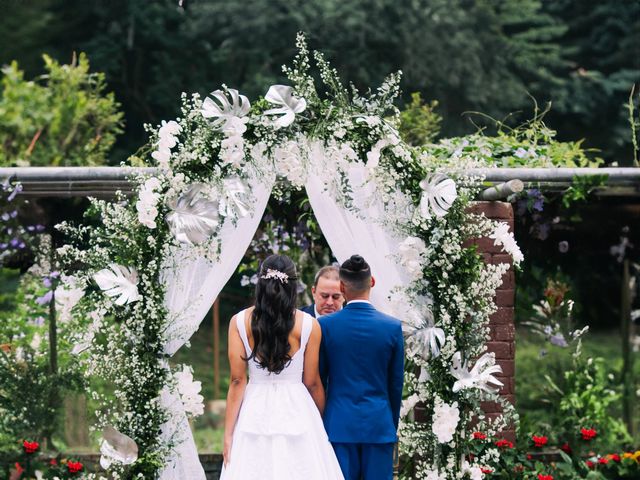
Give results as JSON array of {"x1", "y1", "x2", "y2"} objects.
[
  {"x1": 273, "y1": 140, "x2": 307, "y2": 186},
  {"x1": 55, "y1": 277, "x2": 84, "y2": 324},
  {"x1": 159, "y1": 120, "x2": 181, "y2": 137},
  {"x1": 400, "y1": 393, "x2": 421, "y2": 418},
  {"x1": 398, "y1": 236, "x2": 427, "y2": 280},
  {"x1": 450, "y1": 351, "x2": 503, "y2": 393},
  {"x1": 489, "y1": 222, "x2": 524, "y2": 264},
  {"x1": 432, "y1": 398, "x2": 459, "y2": 443},
  {"x1": 136, "y1": 177, "x2": 162, "y2": 229},
  {"x1": 174, "y1": 365, "x2": 205, "y2": 417},
  {"x1": 462, "y1": 460, "x2": 484, "y2": 480},
  {"x1": 220, "y1": 135, "x2": 245, "y2": 168},
  {"x1": 264, "y1": 85, "x2": 307, "y2": 128},
  {"x1": 222, "y1": 115, "x2": 249, "y2": 137}
]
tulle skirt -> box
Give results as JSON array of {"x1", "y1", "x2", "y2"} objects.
[{"x1": 220, "y1": 382, "x2": 344, "y2": 479}]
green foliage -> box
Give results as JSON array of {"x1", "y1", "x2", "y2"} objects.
[
  {"x1": 2, "y1": 0, "x2": 635, "y2": 162},
  {"x1": 399, "y1": 92, "x2": 442, "y2": 146},
  {"x1": 0, "y1": 53, "x2": 123, "y2": 166}
]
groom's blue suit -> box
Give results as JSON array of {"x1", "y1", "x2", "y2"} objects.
[{"x1": 319, "y1": 301, "x2": 404, "y2": 480}]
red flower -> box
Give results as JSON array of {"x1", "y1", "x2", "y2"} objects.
[
  {"x1": 473, "y1": 431, "x2": 487, "y2": 440},
  {"x1": 14, "y1": 462, "x2": 24, "y2": 473},
  {"x1": 532, "y1": 435, "x2": 548, "y2": 448},
  {"x1": 527, "y1": 454, "x2": 533, "y2": 460},
  {"x1": 598, "y1": 457, "x2": 609, "y2": 465},
  {"x1": 22, "y1": 440, "x2": 39, "y2": 454},
  {"x1": 585, "y1": 460, "x2": 595, "y2": 469},
  {"x1": 495, "y1": 438, "x2": 514, "y2": 449},
  {"x1": 608, "y1": 453, "x2": 621, "y2": 462},
  {"x1": 50, "y1": 458, "x2": 58, "y2": 466},
  {"x1": 538, "y1": 475, "x2": 553, "y2": 480},
  {"x1": 580, "y1": 428, "x2": 597, "y2": 441},
  {"x1": 67, "y1": 460, "x2": 84, "y2": 474},
  {"x1": 560, "y1": 442, "x2": 572, "y2": 454},
  {"x1": 481, "y1": 467, "x2": 493, "y2": 474}
]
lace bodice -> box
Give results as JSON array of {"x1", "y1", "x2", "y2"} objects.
[{"x1": 236, "y1": 309, "x2": 313, "y2": 384}]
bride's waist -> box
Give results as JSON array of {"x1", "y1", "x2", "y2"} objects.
[{"x1": 248, "y1": 372, "x2": 303, "y2": 385}]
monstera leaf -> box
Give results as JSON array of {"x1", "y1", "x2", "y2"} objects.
[
  {"x1": 165, "y1": 183, "x2": 220, "y2": 245},
  {"x1": 419, "y1": 174, "x2": 457, "y2": 218},
  {"x1": 93, "y1": 265, "x2": 140, "y2": 306},
  {"x1": 201, "y1": 88, "x2": 250, "y2": 130},
  {"x1": 100, "y1": 426, "x2": 138, "y2": 469},
  {"x1": 264, "y1": 85, "x2": 307, "y2": 128}
]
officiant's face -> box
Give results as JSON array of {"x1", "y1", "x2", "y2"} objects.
[{"x1": 312, "y1": 276, "x2": 344, "y2": 315}]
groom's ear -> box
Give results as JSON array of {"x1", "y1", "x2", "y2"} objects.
[
  {"x1": 339, "y1": 281, "x2": 347, "y2": 295},
  {"x1": 370, "y1": 276, "x2": 376, "y2": 288}
]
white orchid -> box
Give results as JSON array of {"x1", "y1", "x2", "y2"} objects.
[
  {"x1": 400, "y1": 393, "x2": 421, "y2": 418},
  {"x1": 201, "y1": 88, "x2": 250, "y2": 132},
  {"x1": 419, "y1": 174, "x2": 457, "y2": 218},
  {"x1": 450, "y1": 351, "x2": 503, "y2": 393},
  {"x1": 264, "y1": 85, "x2": 307, "y2": 128},
  {"x1": 431, "y1": 398, "x2": 460, "y2": 443},
  {"x1": 398, "y1": 236, "x2": 427, "y2": 280},
  {"x1": 489, "y1": 222, "x2": 524, "y2": 264},
  {"x1": 99, "y1": 426, "x2": 138, "y2": 469},
  {"x1": 174, "y1": 365, "x2": 205, "y2": 417},
  {"x1": 94, "y1": 264, "x2": 140, "y2": 306}
]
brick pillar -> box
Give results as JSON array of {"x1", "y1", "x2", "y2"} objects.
[{"x1": 467, "y1": 201, "x2": 516, "y2": 442}]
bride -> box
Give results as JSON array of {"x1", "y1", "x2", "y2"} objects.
[{"x1": 220, "y1": 254, "x2": 345, "y2": 479}]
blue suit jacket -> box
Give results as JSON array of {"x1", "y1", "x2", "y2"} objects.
[
  {"x1": 319, "y1": 301, "x2": 404, "y2": 444},
  {"x1": 301, "y1": 304, "x2": 316, "y2": 317}
]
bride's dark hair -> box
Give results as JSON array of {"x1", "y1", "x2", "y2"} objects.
[{"x1": 248, "y1": 254, "x2": 298, "y2": 374}]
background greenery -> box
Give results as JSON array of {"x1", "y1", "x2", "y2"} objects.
[{"x1": 0, "y1": 0, "x2": 638, "y2": 165}]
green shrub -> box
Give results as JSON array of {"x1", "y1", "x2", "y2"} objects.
[{"x1": 0, "y1": 53, "x2": 123, "y2": 167}]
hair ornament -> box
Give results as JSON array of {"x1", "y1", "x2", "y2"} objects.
[{"x1": 260, "y1": 268, "x2": 289, "y2": 284}]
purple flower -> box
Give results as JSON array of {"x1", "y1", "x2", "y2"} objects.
[
  {"x1": 49, "y1": 271, "x2": 60, "y2": 278},
  {"x1": 7, "y1": 184, "x2": 22, "y2": 202},
  {"x1": 1, "y1": 213, "x2": 9, "y2": 221},
  {"x1": 558, "y1": 241, "x2": 569, "y2": 253},
  {"x1": 31, "y1": 316, "x2": 45, "y2": 327},
  {"x1": 10, "y1": 210, "x2": 17, "y2": 218},
  {"x1": 26, "y1": 225, "x2": 35, "y2": 232},
  {"x1": 43, "y1": 277, "x2": 52, "y2": 288},
  {"x1": 17, "y1": 242, "x2": 25, "y2": 249},
  {"x1": 36, "y1": 225, "x2": 45, "y2": 232},
  {"x1": 35, "y1": 290, "x2": 53, "y2": 305},
  {"x1": 0, "y1": 243, "x2": 7, "y2": 250},
  {"x1": 9, "y1": 238, "x2": 19, "y2": 247}
]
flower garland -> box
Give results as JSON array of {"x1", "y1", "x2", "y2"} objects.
[{"x1": 58, "y1": 33, "x2": 522, "y2": 479}]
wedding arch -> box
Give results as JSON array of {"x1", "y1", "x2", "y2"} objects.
[{"x1": 58, "y1": 34, "x2": 521, "y2": 480}]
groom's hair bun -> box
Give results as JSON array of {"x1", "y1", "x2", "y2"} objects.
[{"x1": 340, "y1": 255, "x2": 371, "y2": 292}]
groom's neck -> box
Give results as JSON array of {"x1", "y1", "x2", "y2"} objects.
[{"x1": 344, "y1": 291, "x2": 371, "y2": 303}]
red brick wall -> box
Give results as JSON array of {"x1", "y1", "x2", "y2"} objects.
[{"x1": 467, "y1": 201, "x2": 516, "y2": 442}]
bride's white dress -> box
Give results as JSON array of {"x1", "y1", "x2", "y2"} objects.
[{"x1": 220, "y1": 309, "x2": 345, "y2": 479}]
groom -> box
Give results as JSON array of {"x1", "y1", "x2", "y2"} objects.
[{"x1": 319, "y1": 255, "x2": 404, "y2": 480}]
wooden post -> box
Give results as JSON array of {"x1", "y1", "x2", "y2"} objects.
[
  {"x1": 213, "y1": 297, "x2": 220, "y2": 400},
  {"x1": 621, "y1": 258, "x2": 634, "y2": 436}
]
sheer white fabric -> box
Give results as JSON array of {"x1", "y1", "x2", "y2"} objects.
[
  {"x1": 158, "y1": 174, "x2": 274, "y2": 480},
  {"x1": 305, "y1": 162, "x2": 409, "y2": 314}
]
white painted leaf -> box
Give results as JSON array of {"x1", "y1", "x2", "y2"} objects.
[
  {"x1": 165, "y1": 183, "x2": 220, "y2": 245},
  {"x1": 264, "y1": 85, "x2": 307, "y2": 128},
  {"x1": 201, "y1": 88, "x2": 250, "y2": 130},
  {"x1": 419, "y1": 174, "x2": 457, "y2": 218},
  {"x1": 450, "y1": 352, "x2": 503, "y2": 393},
  {"x1": 94, "y1": 264, "x2": 140, "y2": 306},
  {"x1": 100, "y1": 426, "x2": 138, "y2": 469}
]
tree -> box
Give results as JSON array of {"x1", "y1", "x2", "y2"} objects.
[{"x1": 0, "y1": 53, "x2": 123, "y2": 166}]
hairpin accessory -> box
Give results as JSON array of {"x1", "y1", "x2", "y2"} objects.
[{"x1": 260, "y1": 268, "x2": 289, "y2": 284}]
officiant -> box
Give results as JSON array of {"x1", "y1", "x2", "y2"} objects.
[{"x1": 301, "y1": 265, "x2": 344, "y2": 318}]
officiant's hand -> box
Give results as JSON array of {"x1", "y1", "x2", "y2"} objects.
[{"x1": 223, "y1": 435, "x2": 232, "y2": 466}]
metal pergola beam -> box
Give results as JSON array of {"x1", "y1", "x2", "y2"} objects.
[{"x1": 1, "y1": 166, "x2": 639, "y2": 198}]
